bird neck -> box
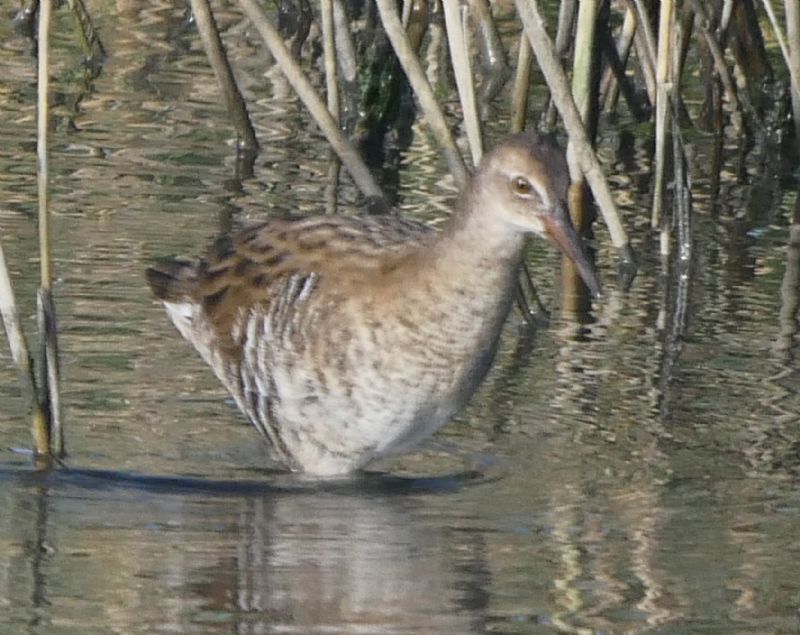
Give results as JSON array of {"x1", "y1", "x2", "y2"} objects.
[
  {"x1": 377, "y1": 184, "x2": 528, "y2": 351},
  {"x1": 427, "y1": 183, "x2": 527, "y2": 284},
  {"x1": 389, "y1": 187, "x2": 526, "y2": 398}
]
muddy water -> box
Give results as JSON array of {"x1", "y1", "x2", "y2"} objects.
[{"x1": 1, "y1": 3, "x2": 799, "y2": 634}]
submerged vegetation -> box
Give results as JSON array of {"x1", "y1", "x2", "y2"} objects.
[{"x1": 2, "y1": 0, "x2": 800, "y2": 457}]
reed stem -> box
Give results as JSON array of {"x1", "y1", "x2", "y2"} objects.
[
  {"x1": 64, "y1": 0, "x2": 104, "y2": 59},
  {"x1": 0, "y1": 243, "x2": 48, "y2": 454},
  {"x1": 37, "y1": 0, "x2": 63, "y2": 456},
  {"x1": 38, "y1": 3, "x2": 53, "y2": 292},
  {"x1": 510, "y1": 34, "x2": 532, "y2": 133},
  {"x1": 628, "y1": 0, "x2": 658, "y2": 105},
  {"x1": 237, "y1": 0, "x2": 387, "y2": 204},
  {"x1": 563, "y1": 0, "x2": 598, "y2": 312},
  {"x1": 190, "y1": 0, "x2": 259, "y2": 154},
  {"x1": 689, "y1": 0, "x2": 740, "y2": 115},
  {"x1": 515, "y1": 0, "x2": 632, "y2": 260},
  {"x1": 601, "y1": 6, "x2": 636, "y2": 114},
  {"x1": 571, "y1": 0, "x2": 598, "y2": 123},
  {"x1": 651, "y1": 0, "x2": 675, "y2": 233},
  {"x1": 761, "y1": 0, "x2": 795, "y2": 80},
  {"x1": 320, "y1": 0, "x2": 341, "y2": 215},
  {"x1": 783, "y1": 0, "x2": 800, "y2": 148},
  {"x1": 542, "y1": 0, "x2": 576, "y2": 131},
  {"x1": 443, "y1": 1, "x2": 482, "y2": 164},
  {"x1": 321, "y1": 0, "x2": 340, "y2": 123},
  {"x1": 375, "y1": 0, "x2": 469, "y2": 187},
  {"x1": 332, "y1": 0, "x2": 357, "y2": 85}
]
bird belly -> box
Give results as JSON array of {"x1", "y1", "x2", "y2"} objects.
[
  {"x1": 262, "y1": 320, "x2": 498, "y2": 474},
  {"x1": 162, "y1": 283, "x2": 509, "y2": 476},
  {"x1": 265, "y1": 364, "x2": 461, "y2": 475}
]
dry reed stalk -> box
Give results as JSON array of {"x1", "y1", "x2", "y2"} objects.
[
  {"x1": 442, "y1": 1, "x2": 483, "y2": 164},
  {"x1": 515, "y1": 0, "x2": 632, "y2": 261},
  {"x1": 542, "y1": 0, "x2": 576, "y2": 130},
  {"x1": 332, "y1": 0, "x2": 357, "y2": 84},
  {"x1": 761, "y1": 0, "x2": 797, "y2": 80},
  {"x1": 320, "y1": 0, "x2": 341, "y2": 215},
  {"x1": 320, "y1": 0, "x2": 339, "y2": 128},
  {"x1": 570, "y1": 0, "x2": 598, "y2": 123},
  {"x1": 37, "y1": 0, "x2": 63, "y2": 456},
  {"x1": 400, "y1": 0, "x2": 413, "y2": 26},
  {"x1": 719, "y1": 0, "x2": 734, "y2": 36},
  {"x1": 563, "y1": 0, "x2": 599, "y2": 313},
  {"x1": 0, "y1": 243, "x2": 49, "y2": 454},
  {"x1": 651, "y1": 0, "x2": 675, "y2": 235},
  {"x1": 237, "y1": 0, "x2": 386, "y2": 204},
  {"x1": 374, "y1": 0, "x2": 469, "y2": 186},
  {"x1": 510, "y1": 34, "x2": 532, "y2": 133}
]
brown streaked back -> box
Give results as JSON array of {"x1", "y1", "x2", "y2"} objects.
[{"x1": 146, "y1": 214, "x2": 433, "y2": 340}]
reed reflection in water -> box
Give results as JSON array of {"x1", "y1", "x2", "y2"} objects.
[{"x1": 0, "y1": 470, "x2": 488, "y2": 633}]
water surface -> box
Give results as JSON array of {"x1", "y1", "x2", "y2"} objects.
[{"x1": 1, "y1": 4, "x2": 799, "y2": 634}]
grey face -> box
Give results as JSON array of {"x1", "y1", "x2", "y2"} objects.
[{"x1": 475, "y1": 133, "x2": 601, "y2": 297}]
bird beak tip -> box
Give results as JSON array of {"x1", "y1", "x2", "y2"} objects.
[{"x1": 542, "y1": 207, "x2": 602, "y2": 301}]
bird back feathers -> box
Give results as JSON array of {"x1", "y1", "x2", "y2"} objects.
[{"x1": 145, "y1": 259, "x2": 198, "y2": 302}]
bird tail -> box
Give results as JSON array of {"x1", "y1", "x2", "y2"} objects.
[{"x1": 145, "y1": 259, "x2": 198, "y2": 302}]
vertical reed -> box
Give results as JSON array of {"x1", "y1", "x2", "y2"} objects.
[
  {"x1": 651, "y1": 0, "x2": 675, "y2": 237},
  {"x1": 36, "y1": 0, "x2": 63, "y2": 457},
  {"x1": 442, "y1": 1, "x2": 482, "y2": 164},
  {"x1": 562, "y1": 0, "x2": 599, "y2": 312},
  {"x1": 570, "y1": 0, "x2": 599, "y2": 125},
  {"x1": 541, "y1": 0, "x2": 576, "y2": 131},
  {"x1": 0, "y1": 246, "x2": 48, "y2": 454},
  {"x1": 783, "y1": 0, "x2": 800, "y2": 149},
  {"x1": 320, "y1": 0, "x2": 341, "y2": 214},
  {"x1": 629, "y1": 0, "x2": 658, "y2": 105},
  {"x1": 510, "y1": 35, "x2": 532, "y2": 133}
]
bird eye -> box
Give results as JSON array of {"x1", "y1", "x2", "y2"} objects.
[{"x1": 512, "y1": 176, "x2": 533, "y2": 195}]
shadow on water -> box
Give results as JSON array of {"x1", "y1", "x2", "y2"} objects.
[{"x1": 0, "y1": 456, "x2": 493, "y2": 497}]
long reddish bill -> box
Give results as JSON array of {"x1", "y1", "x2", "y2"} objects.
[{"x1": 543, "y1": 203, "x2": 602, "y2": 298}]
